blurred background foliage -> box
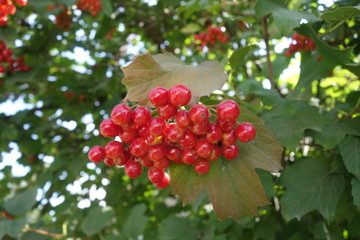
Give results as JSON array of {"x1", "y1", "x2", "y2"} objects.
[{"x1": 0, "y1": 0, "x2": 359, "y2": 239}]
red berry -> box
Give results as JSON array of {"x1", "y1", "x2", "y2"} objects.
[
  {"x1": 113, "y1": 149, "x2": 131, "y2": 166},
  {"x1": 179, "y1": 130, "x2": 197, "y2": 149},
  {"x1": 139, "y1": 155, "x2": 154, "y2": 167},
  {"x1": 148, "y1": 167, "x2": 165, "y2": 183},
  {"x1": 217, "y1": 100, "x2": 240, "y2": 121},
  {"x1": 176, "y1": 110, "x2": 191, "y2": 128},
  {"x1": 221, "y1": 130, "x2": 237, "y2": 146},
  {"x1": 166, "y1": 146, "x2": 182, "y2": 162},
  {"x1": 147, "y1": 134, "x2": 163, "y2": 146},
  {"x1": 130, "y1": 137, "x2": 148, "y2": 157},
  {"x1": 125, "y1": 161, "x2": 142, "y2": 178},
  {"x1": 194, "y1": 160, "x2": 210, "y2": 174},
  {"x1": 207, "y1": 146, "x2": 221, "y2": 161},
  {"x1": 104, "y1": 156, "x2": 116, "y2": 166},
  {"x1": 216, "y1": 118, "x2": 236, "y2": 132},
  {"x1": 0, "y1": 16, "x2": 8, "y2": 26},
  {"x1": 88, "y1": 145, "x2": 106, "y2": 163},
  {"x1": 154, "y1": 157, "x2": 171, "y2": 169},
  {"x1": 148, "y1": 117, "x2": 166, "y2": 137},
  {"x1": 154, "y1": 172, "x2": 170, "y2": 189},
  {"x1": 165, "y1": 123, "x2": 185, "y2": 143},
  {"x1": 119, "y1": 129, "x2": 137, "y2": 143},
  {"x1": 6, "y1": 4, "x2": 16, "y2": 15},
  {"x1": 181, "y1": 149, "x2": 198, "y2": 164},
  {"x1": 235, "y1": 122, "x2": 256, "y2": 142},
  {"x1": 137, "y1": 126, "x2": 149, "y2": 138},
  {"x1": 190, "y1": 120, "x2": 210, "y2": 136},
  {"x1": 147, "y1": 145, "x2": 166, "y2": 161},
  {"x1": 148, "y1": 87, "x2": 169, "y2": 106},
  {"x1": 189, "y1": 104, "x2": 209, "y2": 124},
  {"x1": 132, "y1": 106, "x2": 151, "y2": 126},
  {"x1": 221, "y1": 144, "x2": 239, "y2": 160},
  {"x1": 206, "y1": 123, "x2": 222, "y2": 143},
  {"x1": 105, "y1": 141, "x2": 124, "y2": 158},
  {"x1": 111, "y1": 104, "x2": 132, "y2": 126},
  {"x1": 195, "y1": 138, "x2": 214, "y2": 158},
  {"x1": 16, "y1": 0, "x2": 28, "y2": 6},
  {"x1": 100, "y1": 118, "x2": 121, "y2": 138},
  {"x1": 169, "y1": 84, "x2": 191, "y2": 107},
  {"x1": 158, "y1": 103, "x2": 178, "y2": 119}
]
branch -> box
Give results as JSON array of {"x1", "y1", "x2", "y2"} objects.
[
  {"x1": 26, "y1": 227, "x2": 64, "y2": 239},
  {"x1": 261, "y1": 16, "x2": 282, "y2": 95}
]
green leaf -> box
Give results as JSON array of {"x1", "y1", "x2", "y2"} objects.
[
  {"x1": 81, "y1": 206, "x2": 114, "y2": 236},
  {"x1": 256, "y1": 168, "x2": 276, "y2": 198},
  {"x1": 159, "y1": 215, "x2": 198, "y2": 240},
  {"x1": 254, "y1": 216, "x2": 281, "y2": 240},
  {"x1": 4, "y1": 187, "x2": 37, "y2": 215},
  {"x1": 351, "y1": 178, "x2": 360, "y2": 211},
  {"x1": 121, "y1": 204, "x2": 149, "y2": 239},
  {"x1": 121, "y1": 53, "x2": 227, "y2": 106},
  {"x1": 255, "y1": 0, "x2": 320, "y2": 34},
  {"x1": 320, "y1": 6, "x2": 360, "y2": 23},
  {"x1": 0, "y1": 28, "x2": 17, "y2": 46},
  {"x1": 280, "y1": 158, "x2": 345, "y2": 220},
  {"x1": 229, "y1": 46, "x2": 253, "y2": 70},
  {"x1": 170, "y1": 107, "x2": 283, "y2": 220},
  {"x1": 311, "y1": 121, "x2": 347, "y2": 149},
  {"x1": 339, "y1": 117, "x2": 360, "y2": 137},
  {"x1": 339, "y1": 136, "x2": 360, "y2": 179},
  {"x1": 0, "y1": 218, "x2": 27, "y2": 239},
  {"x1": 100, "y1": 0, "x2": 113, "y2": 16},
  {"x1": 261, "y1": 101, "x2": 324, "y2": 149},
  {"x1": 180, "y1": 23, "x2": 201, "y2": 34}
]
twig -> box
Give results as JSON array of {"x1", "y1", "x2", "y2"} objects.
[
  {"x1": 261, "y1": 16, "x2": 282, "y2": 95},
  {"x1": 26, "y1": 227, "x2": 64, "y2": 239}
]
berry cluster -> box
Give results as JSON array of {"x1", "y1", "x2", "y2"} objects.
[
  {"x1": 0, "y1": 0, "x2": 27, "y2": 26},
  {"x1": 88, "y1": 85, "x2": 256, "y2": 189},
  {"x1": 285, "y1": 34, "x2": 316, "y2": 57},
  {"x1": 76, "y1": 0, "x2": 101, "y2": 16},
  {"x1": 55, "y1": 9, "x2": 72, "y2": 31},
  {"x1": 64, "y1": 91, "x2": 86, "y2": 101},
  {"x1": 0, "y1": 40, "x2": 30, "y2": 74},
  {"x1": 194, "y1": 26, "x2": 229, "y2": 50}
]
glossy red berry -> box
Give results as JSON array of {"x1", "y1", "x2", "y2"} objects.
[
  {"x1": 6, "y1": 4, "x2": 16, "y2": 15},
  {"x1": 189, "y1": 104, "x2": 209, "y2": 124},
  {"x1": 165, "y1": 123, "x2": 185, "y2": 143},
  {"x1": 166, "y1": 146, "x2": 182, "y2": 162},
  {"x1": 104, "y1": 157, "x2": 116, "y2": 166},
  {"x1": 190, "y1": 120, "x2": 210, "y2": 136},
  {"x1": 179, "y1": 130, "x2": 197, "y2": 149},
  {"x1": 181, "y1": 149, "x2": 198, "y2": 164},
  {"x1": 217, "y1": 100, "x2": 240, "y2": 121},
  {"x1": 105, "y1": 141, "x2": 124, "y2": 158},
  {"x1": 111, "y1": 104, "x2": 132, "y2": 126},
  {"x1": 155, "y1": 172, "x2": 170, "y2": 189},
  {"x1": 130, "y1": 137, "x2": 148, "y2": 157},
  {"x1": 206, "y1": 123, "x2": 222, "y2": 143},
  {"x1": 158, "y1": 103, "x2": 178, "y2": 119},
  {"x1": 119, "y1": 129, "x2": 137, "y2": 143},
  {"x1": 235, "y1": 122, "x2": 256, "y2": 142},
  {"x1": 148, "y1": 167, "x2": 165, "y2": 183},
  {"x1": 88, "y1": 145, "x2": 106, "y2": 163},
  {"x1": 154, "y1": 157, "x2": 171, "y2": 169},
  {"x1": 221, "y1": 130, "x2": 237, "y2": 146},
  {"x1": 148, "y1": 87, "x2": 169, "y2": 106},
  {"x1": 148, "y1": 117, "x2": 166, "y2": 136},
  {"x1": 195, "y1": 138, "x2": 214, "y2": 158},
  {"x1": 176, "y1": 110, "x2": 191, "y2": 128},
  {"x1": 125, "y1": 161, "x2": 142, "y2": 178},
  {"x1": 113, "y1": 149, "x2": 131, "y2": 166},
  {"x1": 221, "y1": 144, "x2": 239, "y2": 160},
  {"x1": 16, "y1": 0, "x2": 28, "y2": 6},
  {"x1": 207, "y1": 146, "x2": 221, "y2": 161},
  {"x1": 194, "y1": 160, "x2": 210, "y2": 174},
  {"x1": 147, "y1": 145, "x2": 166, "y2": 161},
  {"x1": 216, "y1": 118, "x2": 236, "y2": 132},
  {"x1": 169, "y1": 84, "x2": 191, "y2": 107},
  {"x1": 132, "y1": 106, "x2": 151, "y2": 126},
  {"x1": 100, "y1": 118, "x2": 121, "y2": 138},
  {"x1": 140, "y1": 156, "x2": 154, "y2": 167}
]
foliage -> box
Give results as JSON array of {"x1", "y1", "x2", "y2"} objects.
[{"x1": 0, "y1": 0, "x2": 359, "y2": 239}]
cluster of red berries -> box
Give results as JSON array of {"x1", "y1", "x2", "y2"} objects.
[
  {"x1": 0, "y1": 40, "x2": 30, "y2": 74},
  {"x1": 76, "y1": 0, "x2": 101, "y2": 16},
  {"x1": 0, "y1": 0, "x2": 27, "y2": 26},
  {"x1": 87, "y1": 85, "x2": 256, "y2": 189},
  {"x1": 47, "y1": 3, "x2": 72, "y2": 31},
  {"x1": 194, "y1": 26, "x2": 229, "y2": 50},
  {"x1": 64, "y1": 91, "x2": 86, "y2": 101},
  {"x1": 285, "y1": 34, "x2": 316, "y2": 56}
]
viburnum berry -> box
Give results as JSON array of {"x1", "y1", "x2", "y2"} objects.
[
  {"x1": 165, "y1": 123, "x2": 185, "y2": 143},
  {"x1": 104, "y1": 156, "x2": 116, "y2": 167},
  {"x1": 166, "y1": 146, "x2": 182, "y2": 162},
  {"x1": 154, "y1": 172, "x2": 170, "y2": 189},
  {"x1": 207, "y1": 146, "x2": 221, "y2": 162},
  {"x1": 158, "y1": 103, "x2": 178, "y2": 119},
  {"x1": 111, "y1": 104, "x2": 132, "y2": 126},
  {"x1": 148, "y1": 87, "x2": 169, "y2": 106},
  {"x1": 125, "y1": 161, "x2": 142, "y2": 178},
  {"x1": 148, "y1": 117, "x2": 166, "y2": 137},
  {"x1": 181, "y1": 149, "x2": 198, "y2": 164},
  {"x1": 189, "y1": 104, "x2": 209, "y2": 124},
  {"x1": 148, "y1": 167, "x2": 165, "y2": 183},
  {"x1": 140, "y1": 156, "x2": 154, "y2": 168},
  {"x1": 105, "y1": 141, "x2": 124, "y2": 158},
  {"x1": 100, "y1": 118, "x2": 121, "y2": 138},
  {"x1": 194, "y1": 160, "x2": 210, "y2": 174},
  {"x1": 154, "y1": 157, "x2": 171, "y2": 169},
  {"x1": 216, "y1": 118, "x2": 236, "y2": 132},
  {"x1": 147, "y1": 145, "x2": 166, "y2": 161},
  {"x1": 190, "y1": 120, "x2": 210, "y2": 136},
  {"x1": 217, "y1": 100, "x2": 240, "y2": 121},
  {"x1": 195, "y1": 138, "x2": 214, "y2": 158},
  {"x1": 88, "y1": 145, "x2": 106, "y2": 163},
  {"x1": 119, "y1": 129, "x2": 137, "y2": 143},
  {"x1": 179, "y1": 130, "x2": 197, "y2": 149},
  {"x1": 235, "y1": 122, "x2": 256, "y2": 142},
  {"x1": 221, "y1": 130, "x2": 237, "y2": 146},
  {"x1": 130, "y1": 137, "x2": 148, "y2": 157},
  {"x1": 169, "y1": 84, "x2": 191, "y2": 107},
  {"x1": 221, "y1": 144, "x2": 239, "y2": 160},
  {"x1": 113, "y1": 149, "x2": 131, "y2": 166},
  {"x1": 206, "y1": 123, "x2": 222, "y2": 143},
  {"x1": 132, "y1": 106, "x2": 151, "y2": 126},
  {"x1": 176, "y1": 110, "x2": 191, "y2": 128}
]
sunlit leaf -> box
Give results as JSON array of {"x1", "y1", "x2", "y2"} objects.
[{"x1": 320, "y1": 6, "x2": 360, "y2": 23}]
